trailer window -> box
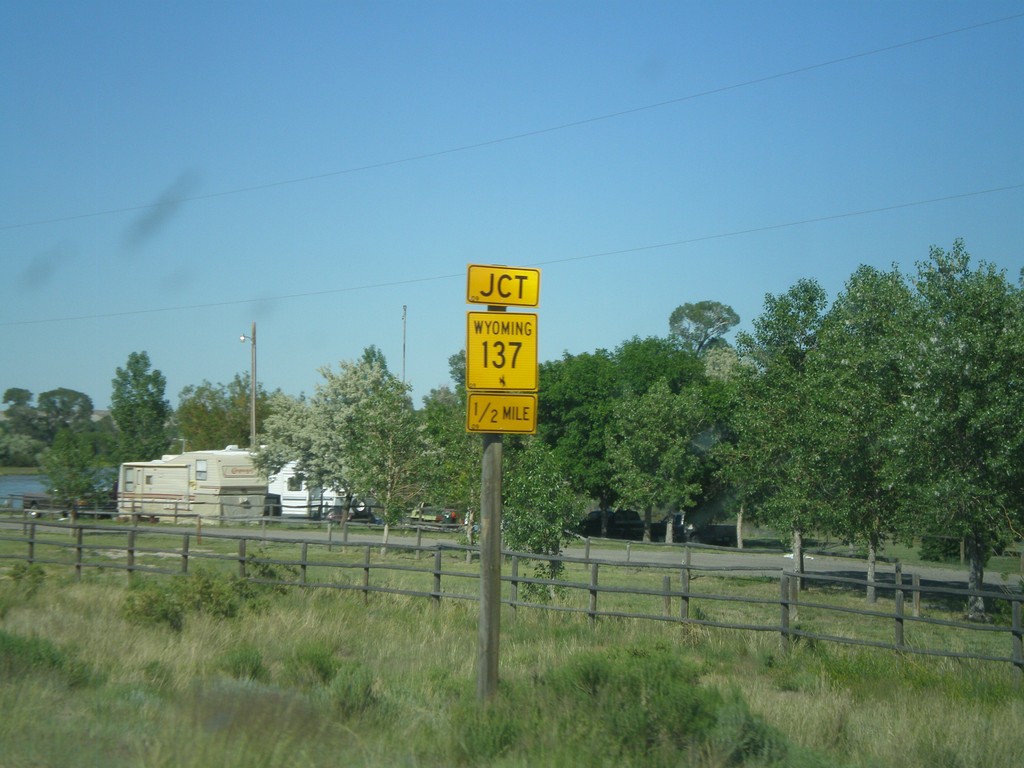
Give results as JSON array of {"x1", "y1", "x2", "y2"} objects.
[
  {"x1": 124, "y1": 475, "x2": 134, "y2": 492},
  {"x1": 196, "y1": 460, "x2": 208, "y2": 481},
  {"x1": 287, "y1": 473, "x2": 305, "y2": 492},
  {"x1": 146, "y1": 474, "x2": 154, "y2": 485}
]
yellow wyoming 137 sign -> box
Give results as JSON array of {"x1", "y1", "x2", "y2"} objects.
[{"x1": 465, "y1": 311, "x2": 538, "y2": 392}]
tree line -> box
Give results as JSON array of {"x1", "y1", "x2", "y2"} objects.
[{"x1": 6, "y1": 240, "x2": 1021, "y2": 616}]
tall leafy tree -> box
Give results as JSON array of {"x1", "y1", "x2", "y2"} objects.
[
  {"x1": 606, "y1": 379, "x2": 709, "y2": 542},
  {"x1": 668, "y1": 300, "x2": 740, "y2": 355},
  {"x1": 257, "y1": 350, "x2": 424, "y2": 546},
  {"x1": 503, "y1": 437, "x2": 588, "y2": 593},
  {"x1": 900, "y1": 241, "x2": 1024, "y2": 618},
  {"x1": 421, "y1": 384, "x2": 478, "y2": 522},
  {"x1": 36, "y1": 387, "x2": 94, "y2": 443},
  {"x1": 613, "y1": 335, "x2": 703, "y2": 395},
  {"x1": 176, "y1": 373, "x2": 273, "y2": 451},
  {"x1": 39, "y1": 429, "x2": 98, "y2": 515},
  {"x1": 731, "y1": 279, "x2": 828, "y2": 577},
  {"x1": 3, "y1": 388, "x2": 45, "y2": 442},
  {"x1": 110, "y1": 351, "x2": 172, "y2": 462},
  {"x1": 810, "y1": 265, "x2": 916, "y2": 600},
  {"x1": 538, "y1": 349, "x2": 620, "y2": 513}
]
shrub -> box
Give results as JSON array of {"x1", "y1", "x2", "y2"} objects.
[
  {"x1": 8, "y1": 563, "x2": 46, "y2": 596},
  {"x1": 328, "y1": 659, "x2": 378, "y2": 718},
  {"x1": 0, "y1": 629, "x2": 96, "y2": 688},
  {"x1": 284, "y1": 640, "x2": 341, "y2": 688},
  {"x1": 218, "y1": 645, "x2": 268, "y2": 682},
  {"x1": 121, "y1": 581, "x2": 186, "y2": 632}
]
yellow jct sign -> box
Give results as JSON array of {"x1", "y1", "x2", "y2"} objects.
[
  {"x1": 467, "y1": 264, "x2": 540, "y2": 307},
  {"x1": 466, "y1": 393, "x2": 537, "y2": 434},
  {"x1": 466, "y1": 311, "x2": 538, "y2": 392}
]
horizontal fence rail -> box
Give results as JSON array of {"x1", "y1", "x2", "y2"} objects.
[{"x1": 0, "y1": 519, "x2": 1021, "y2": 681}]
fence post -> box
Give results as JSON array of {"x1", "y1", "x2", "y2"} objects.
[
  {"x1": 626, "y1": 542, "x2": 631, "y2": 563},
  {"x1": 327, "y1": 521, "x2": 333, "y2": 553},
  {"x1": 788, "y1": 570, "x2": 799, "y2": 623},
  {"x1": 27, "y1": 521, "x2": 36, "y2": 565},
  {"x1": 417, "y1": 527, "x2": 423, "y2": 559},
  {"x1": 300, "y1": 542, "x2": 308, "y2": 586},
  {"x1": 680, "y1": 547, "x2": 691, "y2": 621},
  {"x1": 663, "y1": 575, "x2": 672, "y2": 618},
  {"x1": 430, "y1": 547, "x2": 442, "y2": 606},
  {"x1": 362, "y1": 545, "x2": 371, "y2": 605},
  {"x1": 196, "y1": 516, "x2": 202, "y2": 545},
  {"x1": 238, "y1": 538, "x2": 247, "y2": 579},
  {"x1": 912, "y1": 573, "x2": 921, "y2": 618},
  {"x1": 1012, "y1": 600, "x2": 1022, "y2": 690},
  {"x1": 181, "y1": 533, "x2": 190, "y2": 574},
  {"x1": 75, "y1": 526, "x2": 84, "y2": 582},
  {"x1": 126, "y1": 529, "x2": 136, "y2": 584},
  {"x1": 894, "y1": 589, "x2": 905, "y2": 650},
  {"x1": 588, "y1": 563, "x2": 599, "y2": 625},
  {"x1": 510, "y1": 556, "x2": 519, "y2": 617},
  {"x1": 780, "y1": 573, "x2": 791, "y2": 654}
]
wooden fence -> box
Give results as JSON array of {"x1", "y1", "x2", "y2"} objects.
[{"x1": 1, "y1": 519, "x2": 1021, "y2": 681}]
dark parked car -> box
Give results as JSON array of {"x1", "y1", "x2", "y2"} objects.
[
  {"x1": 579, "y1": 509, "x2": 646, "y2": 540},
  {"x1": 658, "y1": 513, "x2": 738, "y2": 546}
]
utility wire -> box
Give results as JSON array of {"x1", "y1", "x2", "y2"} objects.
[
  {"x1": 3, "y1": 182, "x2": 1020, "y2": 327},
  {"x1": 2, "y1": 12, "x2": 1021, "y2": 232}
]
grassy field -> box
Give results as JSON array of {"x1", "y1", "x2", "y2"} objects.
[{"x1": 1, "y1": 532, "x2": 1022, "y2": 768}]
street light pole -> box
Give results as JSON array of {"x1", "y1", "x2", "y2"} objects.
[{"x1": 240, "y1": 321, "x2": 257, "y2": 450}]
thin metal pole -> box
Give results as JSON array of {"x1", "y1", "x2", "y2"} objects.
[
  {"x1": 401, "y1": 305, "x2": 407, "y2": 384},
  {"x1": 250, "y1": 321, "x2": 257, "y2": 450},
  {"x1": 478, "y1": 432, "x2": 502, "y2": 700}
]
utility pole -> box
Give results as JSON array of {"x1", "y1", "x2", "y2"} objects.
[{"x1": 240, "y1": 321, "x2": 257, "y2": 450}]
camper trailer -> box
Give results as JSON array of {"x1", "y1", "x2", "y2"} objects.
[
  {"x1": 266, "y1": 461, "x2": 345, "y2": 519},
  {"x1": 118, "y1": 446, "x2": 266, "y2": 522}
]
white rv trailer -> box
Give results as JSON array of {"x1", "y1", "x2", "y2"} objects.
[
  {"x1": 118, "y1": 446, "x2": 266, "y2": 522},
  {"x1": 266, "y1": 461, "x2": 345, "y2": 518}
]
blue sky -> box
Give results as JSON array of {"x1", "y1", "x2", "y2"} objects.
[{"x1": 3, "y1": 1, "x2": 1023, "y2": 411}]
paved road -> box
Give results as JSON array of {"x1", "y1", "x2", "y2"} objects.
[{"x1": 205, "y1": 522, "x2": 1016, "y2": 593}]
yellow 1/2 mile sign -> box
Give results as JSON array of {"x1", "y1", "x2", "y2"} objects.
[
  {"x1": 466, "y1": 311, "x2": 538, "y2": 392},
  {"x1": 466, "y1": 393, "x2": 538, "y2": 434}
]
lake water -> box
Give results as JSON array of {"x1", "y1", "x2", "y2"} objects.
[{"x1": 0, "y1": 475, "x2": 47, "y2": 509}]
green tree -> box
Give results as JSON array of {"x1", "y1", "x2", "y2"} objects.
[
  {"x1": 36, "y1": 387, "x2": 94, "y2": 443},
  {"x1": 421, "y1": 383, "x2": 478, "y2": 524},
  {"x1": 3, "y1": 388, "x2": 45, "y2": 443},
  {"x1": 110, "y1": 351, "x2": 172, "y2": 462},
  {"x1": 732, "y1": 279, "x2": 828, "y2": 577},
  {"x1": 257, "y1": 350, "x2": 424, "y2": 547},
  {"x1": 810, "y1": 265, "x2": 916, "y2": 600},
  {"x1": 668, "y1": 300, "x2": 740, "y2": 355},
  {"x1": 606, "y1": 379, "x2": 709, "y2": 542},
  {"x1": 538, "y1": 349, "x2": 620, "y2": 514},
  {"x1": 177, "y1": 374, "x2": 273, "y2": 451},
  {"x1": 39, "y1": 429, "x2": 98, "y2": 516},
  {"x1": 613, "y1": 335, "x2": 703, "y2": 396},
  {"x1": 900, "y1": 241, "x2": 1024, "y2": 618},
  {"x1": 503, "y1": 437, "x2": 588, "y2": 593},
  {"x1": 0, "y1": 429, "x2": 44, "y2": 467}
]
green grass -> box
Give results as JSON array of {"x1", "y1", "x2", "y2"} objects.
[{"x1": 1, "y1": 545, "x2": 1022, "y2": 767}]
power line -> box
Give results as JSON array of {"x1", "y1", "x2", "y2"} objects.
[
  {"x1": 3, "y1": 12, "x2": 1021, "y2": 232},
  {"x1": 3, "y1": 182, "x2": 1020, "y2": 328}
]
